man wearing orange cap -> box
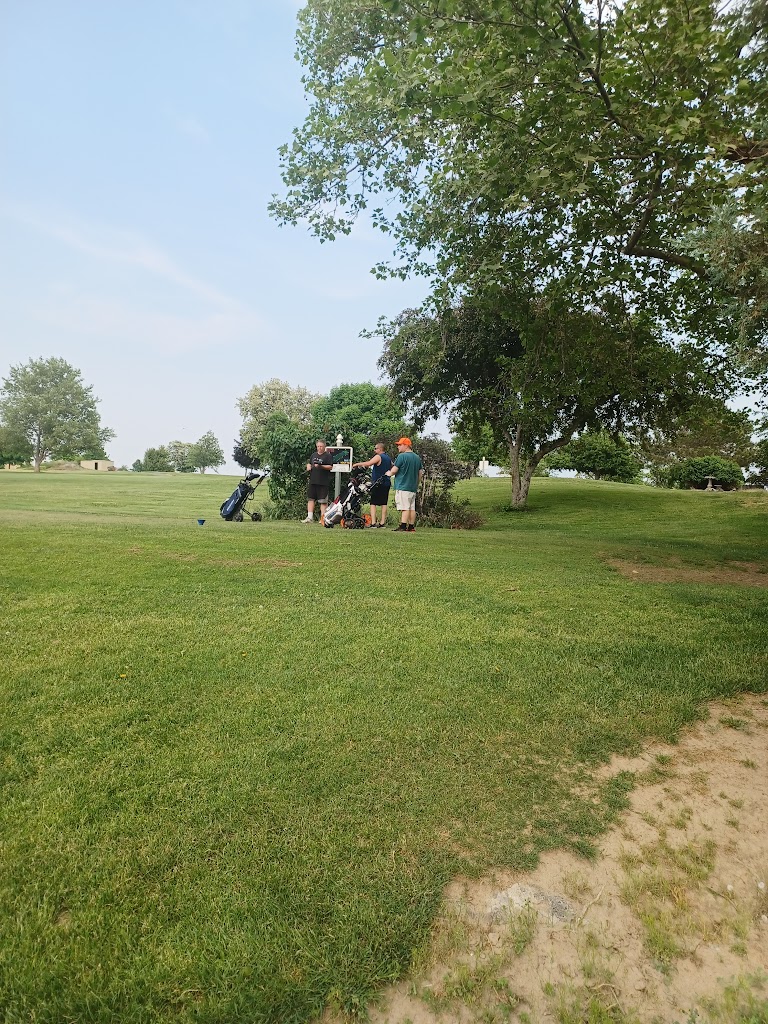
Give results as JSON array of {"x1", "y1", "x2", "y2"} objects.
[{"x1": 385, "y1": 437, "x2": 424, "y2": 532}]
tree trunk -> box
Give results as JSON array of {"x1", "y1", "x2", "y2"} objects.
[
  {"x1": 504, "y1": 422, "x2": 581, "y2": 509},
  {"x1": 505, "y1": 426, "x2": 531, "y2": 508}
]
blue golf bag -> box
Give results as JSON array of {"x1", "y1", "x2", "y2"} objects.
[{"x1": 220, "y1": 469, "x2": 269, "y2": 522}]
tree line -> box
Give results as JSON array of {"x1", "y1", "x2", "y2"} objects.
[{"x1": 131, "y1": 434, "x2": 225, "y2": 474}]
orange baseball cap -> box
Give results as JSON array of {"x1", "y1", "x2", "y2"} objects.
[{"x1": 396, "y1": 437, "x2": 412, "y2": 447}]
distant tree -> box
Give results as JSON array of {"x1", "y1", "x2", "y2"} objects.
[
  {"x1": 188, "y1": 431, "x2": 225, "y2": 474},
  {"x1": 544, "y1": 431, "x2": 642, "y2": 482},
  {"x1": 635, "y1": 397, "x2": 757, "y2": 470},
  {"x1": 450, "y1": 417, "x2": 508, "y2": 475},
  {"x1": 167, "y1": 440, "x2": 195, "y2": 473},
  {"x1": 670, "y1": 456, "x2": 744, "y2": 490},
  {"x1": 0, "y1": 357, "x2": 114, "y2": 472},
  {"x1": 134, "y1": 446, "x2": 173, "y2": 473},
  {"x1": 311, "y1": 382, "x2": 409, "y2": 459},
  {"x1": 0, "y1": 424, "x2": 33, "y2": 468},
  {"x1": 237, "y1": 379, "x2": 323, "y2": 462}
]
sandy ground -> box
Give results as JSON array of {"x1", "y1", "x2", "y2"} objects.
[{"x1": 341, "y1": 694, "x2": 768, "y2": 1024}]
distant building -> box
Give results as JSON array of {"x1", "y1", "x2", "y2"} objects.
[{"x1": 80, "y1": 460, "x2": 115, "y2": 471}]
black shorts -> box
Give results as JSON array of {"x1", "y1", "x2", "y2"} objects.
[
  {"x1": 369, "y1": 480, "x2": 390, "y2": 505},
  {"x1": 307, "y1": 482, "x2": 329, "y2": 502}
]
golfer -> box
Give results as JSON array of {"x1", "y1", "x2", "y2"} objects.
[
  {"x1": 385, "y1": 437, "x2": 424, "y2": 533},
  {"x1": 352, "y1": 442, "x2": 392, "y2": 528},
  {"x1": 302, "y1": 439, "x2": 333, "y2": 523}
]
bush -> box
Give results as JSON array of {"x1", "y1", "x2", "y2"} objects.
[
  {"x1": 669, "y1": 456, "x2": 744, "y2": 490},
  {"x1": 259, "y1": 413, "x2": 317, "y2": 517},
  {"x1": 417, "y1": 490, "x2": 483, "y2": 529}
]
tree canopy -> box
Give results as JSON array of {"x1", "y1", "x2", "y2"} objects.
[
  {"x1": 132, "y1": 447, "x2": 174, "y2": 473},
  {"x1": 311, "y1": 382, "x2": 409, "y2": 458},
  {"x1": 634, "y1": 396, "x2": 757, "y2": 470},
  {"x1": 237, "y1": 379, "x2": 323, "y2": 462},
  {"x1": 167, "y1": 440, "x2": 195, "y2": 473},
  {"x1": 0, "y1": 424, "x2": 33, "y2": 469},
  {"x1": 271, "y1": 0, "x2": 767, "y2": 367},
  {"x1": 0, "y1": 358, "x2": 114, "y2": 472},
  {"x1": 543, "y1": 430, "x2": 643, "y2": 482},
  {"x1": 188, "y1": 431, "x2": 225, "y2": 474}
]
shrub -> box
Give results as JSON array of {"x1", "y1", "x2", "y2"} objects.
[
  {"x1": 417, "y1": 490, "x2": 484, "y2": 529},
  {"x1": 259, "y1": 413, "x2": 317, "y2": 517},
  {"x1": 669, "y1": 456, "x2": 744, "y2": 490}
]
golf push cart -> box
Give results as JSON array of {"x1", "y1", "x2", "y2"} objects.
[{"x1": 219, "y1": 467, "x2": 270, "y2": 522}]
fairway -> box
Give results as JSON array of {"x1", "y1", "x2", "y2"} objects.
[{"x1": 1, "y1": 471, "x2": 766, "y2": 1024}]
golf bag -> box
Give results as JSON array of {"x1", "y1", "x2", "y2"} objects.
[
  {"x1": 323, "y1": 469, "x2": 372, "y2": 528},
  {"x1": 220, "y1": 469, "x2": 269, "y2": 522}
]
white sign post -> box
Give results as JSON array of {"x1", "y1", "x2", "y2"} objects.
[{"x1": 327, "y1": 438, "x2": 353, "y2": 499}]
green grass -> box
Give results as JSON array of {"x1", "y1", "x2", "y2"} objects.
[{"x1": 1, "y1": 471, "x2": 766, "y2": 1023}]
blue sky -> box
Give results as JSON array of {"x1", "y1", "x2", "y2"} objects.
[{"x1": 0, "y1": 0, "x2": 429, "y2": 472}]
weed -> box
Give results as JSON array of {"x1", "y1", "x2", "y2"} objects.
[
  {"x1": 562, "y1": 870, "x2": 593, "y2": 902},
  {"x1": 507, "y1": 904, "x2": 538, "y2": 956},
  {"x1": 696, "y1": 973, "x2": 768, "y2": 1023},
  {"x1": 719, "y1": 716, "x2": 750, "y2": 731},
  {"x1": 669, "y1": 806, "x2": 693, "y2": 830}
]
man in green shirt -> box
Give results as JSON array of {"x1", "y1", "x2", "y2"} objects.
[{"x1": 385, "y1": 437, "x2": 424, "y2": 533}]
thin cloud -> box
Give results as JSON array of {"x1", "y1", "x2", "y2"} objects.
[
  {"x1": 34, "y1": 293, "x2": 270, "y2": 356},
  {"x1": 177, "y1": 115, "x2": 210, "y2": 143},
  {"x1": 1, "y1": 203, "x2": 239, "y2": 309}
]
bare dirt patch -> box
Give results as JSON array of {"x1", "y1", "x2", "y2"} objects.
[
  {"x1": 343, "y1": 695, "x2": 768, "y2": 1024},
  {"x1": 607, "y1": 557, "x2": 768, "y2": 587}
]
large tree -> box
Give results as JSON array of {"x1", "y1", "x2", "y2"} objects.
[
  {"x1": 0, "y1": 358, "x2": 114, "y2": 472},
  {"x1": 379, "y1": 292, "x2": 723, "y2": 506},
  {"x1": 237, "y1": 379, "x2": 323, "y2": 462},
  {"x1": 271, "y1": 0, "x2": 767, "y2": 365}
]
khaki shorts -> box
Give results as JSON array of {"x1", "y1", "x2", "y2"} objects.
[{"x1": 394, "y1": 489, "x2": 417, "y2": 511}]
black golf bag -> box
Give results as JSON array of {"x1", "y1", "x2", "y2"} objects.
[
  {"x1": 323, "y1": 469, "x2": 372, "y2": 528},
  {"x1": 220, "y1": 469, "x2": 269, "y2": 522}
]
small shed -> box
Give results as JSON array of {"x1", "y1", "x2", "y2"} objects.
[{"x1": 80, "y1": 460, "x2": 115, "y2": 471}]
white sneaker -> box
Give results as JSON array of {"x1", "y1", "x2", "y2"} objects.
[{"x1": 301, "y1": 516, "x2": 314, "y2": 523}]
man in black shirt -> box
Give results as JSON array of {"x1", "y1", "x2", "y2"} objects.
[{"x1": 302, "y1": 439, "x2": 333, "y2": 522}]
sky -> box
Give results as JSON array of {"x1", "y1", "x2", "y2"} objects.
[{"x1": 0, "y1": 0, "x2": 431, "y2": 473}]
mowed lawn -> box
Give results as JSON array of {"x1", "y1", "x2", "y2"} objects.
[{"x1": 1, "y1": 471, "x2": 766, "y2": 1023}]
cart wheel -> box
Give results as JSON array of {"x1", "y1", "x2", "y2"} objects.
[
  {"x1": 234, "y1": 512, "x2": 244, "y2": 522},
  {"x1": 250, "y1": 512, "x2": 262, "y2": 522}
]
